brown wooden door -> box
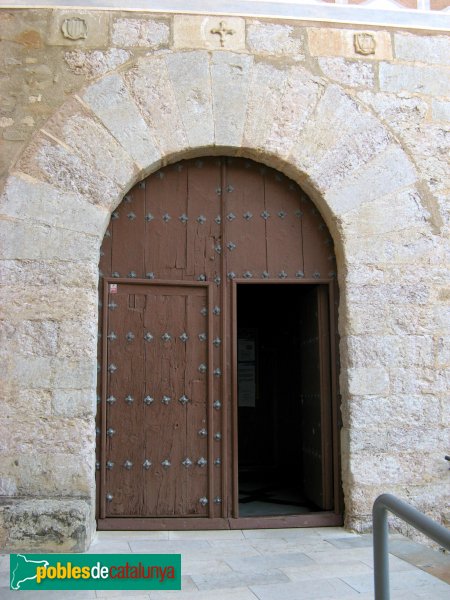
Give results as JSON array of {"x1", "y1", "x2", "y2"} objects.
[
  {"x1": 299, "y1": 285, "x2": 333, "y2": 510},
  {"x1": 101, "y1": 281, "x2": 212, "y2": 517},
  {"x1": 97, "y1": 157, "x2": 339, "y2": 524}
]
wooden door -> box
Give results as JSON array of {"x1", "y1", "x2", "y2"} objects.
[
  {"x1": 299, "y1": 285, "x2": 333, "y2": 510},
  {"x1": 101, "y1": 281, "x2": 212, "y2": 517},
  {"x1": 97, "y1": 156, "x2": 339, "y2": 525}
]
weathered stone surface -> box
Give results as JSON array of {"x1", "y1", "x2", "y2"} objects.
[
  {"x1": 347, "y1": 366, "x2": 390, "y2": 396},
  {"x1": 16, "y1": 134, "x2": 122, "y2": 208},
  {"x1": 112, "y1": 17, "x2": 170, "y2": 48},
  {"x1": 0, "y1": 220, "x2": 99, "y2": 261},
  {"x1": 342, "y1": 394, "x2": 441, "y2": 430},
  {"x1": 0, "y1": 174, "x2": 109, "y2": 236},
  {"x1": 42, "y1": 98, "x2": 137, "y2": 187},
  {"x1": 125, "y1": 55, "x2": 187, "y2": 156},
  {"x1": 0, "y1": 498, "x2": 93, "y2": 552},
  {"x1": 341, "y1": 187, "x2": 428, "y2": 236},
  {"x1": 211, "y1": 52, "x2": 252, "y2": 148},
  {"x1": 344, "y1": 334, "x2": 434, "y2": 369},
  {"x1": 0, "y1": 319, "x2": 58, "y2": 357},
  {"x1": 173, "y1": 15, "x2": 245, "y2": 50},
  {"x1": 432, "y1": 100, "x2": 450, "y2": 122},
  {"x1": 47, "y1": 10, "x2": 110, "y2": 48},
  {"x1": 318, "y1": 57, "x2": 375, "y2": 88},
  {"x1": 324, "y1": 145, "x2": 417, "y2": 214},
  {"x1": 308, "y1": 28, "x2": 393, "y2": 60},
  {"x1": 57, "y1": 319, "x2": 97, "y2": 360},
  {"x1": 52, "y1": 389, "x2": 96, "y2": 418},
  {"x1": 293, "y1": 86, "x2": 392, "y2": 192},
  {"x1": 1, "y1": 388, "x2": 52, "y2": 419},
  {"x1": 394, "y1": 33, "x2": 450, "y2": 66},
  {"x1": 343, "y1": 426, "x2": 447, "y2": 453},
  {"x1": 380, "y1": 63, "x2": 450, "y2": 96},
  {"x1": 64, "y1": 48, "x2": 131, "y2": 79},
  {"x1": 247, "y1": 21, "x2": 304, "y2": 58},
  {"x1": 0, "y1": 259, "x2": 98, "y2": 288},
  {"x1": 164, "y1": 51, "x2": 214, "y2": 148},
  {"x1": 8, "y1": 356, "x2": 96, "y2": 389},
  {"x1": 0, "y1": 416, "x2": 93, "y2": 454},
  {"x1": 244, "y1": 63, "x2": 322, "y2": 158},
  {"x1": 82, "y1": 74, "x2": 161, "y2": 170}
]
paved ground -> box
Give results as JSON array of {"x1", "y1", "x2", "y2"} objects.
[{"x1": 1, "y1": 527, "x2": 449, "y2": 599}]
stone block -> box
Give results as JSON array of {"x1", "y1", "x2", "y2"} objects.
[
  {"x1": 434, "y1": 305, "x2": 450, "y2": 331},
  {"x1": 318, "y1": 57, "x2": 375, "y2": 88},
  {"x1": 324, "y1": 145, "x2": 417, "y2": 215},
  {"x1": 125, "y1": 55, "x2": 188, "y2": 157},
  {"x1": 42, "y1": 98, "x2": 137, "y2": 187},
  {"x1": 211, "y1": 52, "x2": 253, "y2": 148},
  {"x1": 343, "y1": 394, "x2": 441, "y2": 430},
  {"x1": 380, "y1": 63, "x2": 450, "y2": 96},
  {"x1": 394, "y1": 33, "x2": 450, "y2": 66},
  {"x1": 244, "y1": 62, "x2": 322, "y2": 158},
  {"x1": 265, "y1": 66, "x2": 322, "y2": 158},
  {"x1": 436, "y1": 336, "x2": 450, "y2": 367},
  {"x1": 247, "y1": 21, "x2": 304, "y2": 58},
  {"x1": 432, "y1": 100, "x2": 450, "y2": 122},
  {"x1": 1, "y1": 388, "x2": 52, "y2": 419},
  {"x1": 112, "y1": 17, "x2": 170, "y2": 48},
  {"x1": 348, "y1": 452, "x2": 441, "y2": 486},
  {"x1": 365, "y1": 89, "x2": 430, "y2": 132},
  {"x1": 0, "y1": 451, "x2": 94, "y2": 499},
  {"x1": 0, "y1": 498, "x2": 92, "y2": 552},
  {"x1": 0, "y1": 319, "x2": 58, "y2": 357},
  {"x1": 308, "y1": 28, "x2": 392, "y2": 61},
  {"x1": 341, "y1": 187, "x2": 428, "y2": 236},
  {"x1": 8, "y1": 356, "x2": 96, "y2": 389},
  {"x1": 0, "y1": 220, "x2": 99, "y2": 261},
  {"x1": 0, "y1": 415, "x2": 93, "y2": 454},
  {"x1": 173, "y1": 15, "x2": 245, "y2": 50},
  {"x1": 1, "y1": 174, "x2": 109, "y2": 237},
  {"x1": 47, "y1": 10, "x2": 110, "y2": 48},
  {"x1": 52, "y1": 389, "x2": 96, "y2": 418},
  {"x1": 345, "y1": 334, "x2": 433, "y2": 369},
  {"x1": 290, "y1": 85, "x2": 392, "y2": 192},
  {"x1": 81, "y1": 74, "x2": 161, "y2": 170},
  {"x1": 347, "y1": 366, "x2": 389, "y2": 396},
  {"x1": 64, "y1": 48, "x2": 131, "y2": 80},
  {"x1": 0, "y1": 259, "x2": 98, "y2": 289},
  {"x1": 57, "y1": 319, "x2": 97, "y2": 360},
  {"x1": 243, "y1": 61, "x2": 288, "y2": 151},
  {"x1": 0, "y1": 285, "x2": 97, "y2": 323},
  {"x1": 164, "y1": 51, "x2": 214, "y2": 148},
  {"x1": 16, "y1": 134, "x2": 122, "y2": 208}
]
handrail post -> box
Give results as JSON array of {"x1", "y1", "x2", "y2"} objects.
[
  {"x1": 373, "y1": 497, "x2": 390, "y2": 600},
  {"x1": 373, "y1": 493, "x2": 450, "y2": 600}
]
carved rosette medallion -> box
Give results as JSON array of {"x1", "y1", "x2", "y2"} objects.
[{"x1": 354, "y1": 33, "x2": 376, "y2": 56}]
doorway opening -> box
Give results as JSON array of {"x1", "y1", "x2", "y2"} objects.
[{"x1": 236, "y1": 283, "x2": 334, "y2": 518}]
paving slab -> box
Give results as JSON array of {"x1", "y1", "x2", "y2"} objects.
[{"x1": 250, "y1": 577, "x2": 360, "y2": 599}]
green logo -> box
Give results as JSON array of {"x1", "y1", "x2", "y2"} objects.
[{"x1": 10, "y1": 554, "x2": 181, "y2": 591}]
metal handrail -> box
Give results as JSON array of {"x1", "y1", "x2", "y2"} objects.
[{"x1": 373, "y1": 493, "x2": 450, "y2": 600}]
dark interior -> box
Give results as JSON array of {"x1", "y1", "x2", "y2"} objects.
[{"x1": 237, "y1": 283, "x2": 328, "y2": 517}]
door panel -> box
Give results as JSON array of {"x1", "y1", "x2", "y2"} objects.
[
  {"x1": 299, "y1": 285, "x2": 333, "y2": 510},
  {"x1": 103, "y1": 282, "x2": 210, "y2": 517}
]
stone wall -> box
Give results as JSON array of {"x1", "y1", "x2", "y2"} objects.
[{"x1": 0, "y1": 8, "x2": 449, "y2": 550}]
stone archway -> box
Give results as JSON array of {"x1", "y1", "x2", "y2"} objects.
[{"x1": 1, "y1": 49, "x2": 427, "y2": 551}]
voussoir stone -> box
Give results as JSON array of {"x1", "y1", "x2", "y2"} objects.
[
  {"x1": 164, "y1": 51, "x2": 214, "y2": 148},
  {"x1": 125, "y1": 55, "x2": 188, "y2": 156},
  {"x1": 211, "y1": 52, "x2": 253, "y2": 148},
  {"x1": 81, "y1": 74, "x2": 161, "y2": 170},
  {"x1": 16, "y1": 134, "x2": 122, "y2": 208},
  {"x1": 0, "y1": 174, "x2": 109, "y2": 237},
  {"x1": 42, "y1": 98, "x2": 137, "y2": 187}
]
